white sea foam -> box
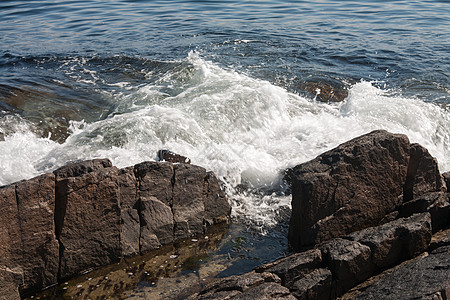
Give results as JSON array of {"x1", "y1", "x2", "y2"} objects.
[{"x1": 1, "y1": 53, "x2": 449, "y2": 228}]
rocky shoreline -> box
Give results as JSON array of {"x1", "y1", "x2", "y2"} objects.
[
  {"x1": 190, "y1": 130, "x2": 449, "y2": 299},
  {"x1": 0, "y1": 159, "x2": 231, "y2": 299},
  {"x1": 1, "y1": 130, "x2": 449, "y2": 299}
]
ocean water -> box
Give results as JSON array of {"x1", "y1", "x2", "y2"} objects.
[{"x1": 1, "y1": 0, "x2": 449, "y2": 295}]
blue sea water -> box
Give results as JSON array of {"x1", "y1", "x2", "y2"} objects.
[{"x1": 1, "y1": 0, "x2": 449, "y2": 297}]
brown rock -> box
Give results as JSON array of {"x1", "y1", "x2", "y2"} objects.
[
  {"x1": 203, "y1": 171, "x2": 230, "y2": 225},
  {"x1": 53, "y1": 158, "x2": 112, "y2": 180},
  {"x1": 0, "y1": 267, "x2": 23, "y2": 300},
  {"x1": 173, "y1": 164, "x2": 207, "y2": 239},
  {"x1": 254, "y1": 248, "x2": 322, "y2": 286},
  {"x1": 193, "y1": 271, "x2": 281, "y2": 299},
  {"x1": 287, "y1": 130, "x2": 411, "y2": 249},
  {"x1": 0, "y1": 183, "x2": 24, "y2": 298},
  {"x1": 442, "y1": 172, "x2": 450, "y2": 191},
  {"x1": 299, "y1": 78, "x2": 349, "y2": 103},
  {"x1": 347, "y1": 212, "x2": 432, "y2": 270},
  {"x1": 139, "y1": 196, "x2": 174, "y2": 252},
  {"x1": 319, "y1": 238, "x2": 373, "y2": 294},
  {"x1": 230, "y1": 282, "x2": 296, "y2": 300},
  {"x1": 15, "y1": 173, "x2": 59, "y2": 292},
  {"x1": 291, "y1": 268, "x2": 333, "y2": 300},
  {"x1": 397, "y1": 192, "x2": 449, "y2": 232},
  {"x1": 341, "y1": 245, "x2": 450, "y2": 299},
  {"x1": 57, "y1": 167, "x2": 122, "y2": 280},
  {"x1": 117, "y1": 167, "x2": 140, "y2": 256},
  {"x1": 134, "y1": 161, "x2": 174, "y2": 206},
  {"x1": 403, "y1": 143, "x2": 446, "y2": 201}
]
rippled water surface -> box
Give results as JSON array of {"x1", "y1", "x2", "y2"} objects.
[{"x1": 1, "y1": 0, "x2": 449, "y2": 297}]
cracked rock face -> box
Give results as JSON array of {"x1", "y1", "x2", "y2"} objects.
[{"x1": 0, "y1": 159, "x2": 230, "y2": 298}]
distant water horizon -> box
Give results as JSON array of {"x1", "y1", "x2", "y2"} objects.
[{"x1": 1, "y1": 0, "x2": 449, "y2": 297}]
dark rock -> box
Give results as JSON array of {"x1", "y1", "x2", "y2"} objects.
[
  {"x1": 287, "y1": 130, "x2": 411, "y2": 249},
  {"x1": 134, "y1": 161, "x2": 174, "y2": 206},
  {"x1": 347, "y1": 213, "x2": 432, "y2": 270},
  {"x1": 172, "y1": 164, "x2": 208, "y2": 239},
  {"x1": 53, "y1": 158, "x2": 112, "y2": 180},
  {"x1": 341, "y1": 245, "x2": 450, "y2": 299},
  {"x1": 192, "y1": 271, "x2": 281, "y2": 299},
  {"x1": 158, "y1": 149, "x2": 191, "y2": 164},
  {"x1": 443, "y1": 172, "x2": 450, "y2": 191},
  {"x1": 429, "y1": 229, "x2": 450, "y2": 252},
  {"x1": 204, "y1": 171, "x2": 231, "y2": 226},
  {"x1": 230, "y1": 282, "x2": 296, "y2": 300},
  {"x1": 15, "y1": 173, "x2": 59, "y2": 292},
  {"x1": 117, "y1": 167, "x2": 140, "y2": 256},
  {"x1": 139, "y1": 196, "x2": 174, "y2": 252},
  {"x1": 290, "y1": 268, "x2": 333, "y2": 300},
  {"x1": 319, "y1": 238, "x2": 373, "y2": 294},
  {"x1": 397, "y1": 192, "x2": 449, "y2": 232},
  {"x1": 403, "y1": 143, "x2": 446, "y2": 202},
  {"x1": 299, "y1": 78, "x2": 349, "y2": 103},
  {"x1": 0, "y1": 267, "x2": 23, "y2": 300},
  {"x1": 57, "y1": 167, "x2": 122, "y2": 280},
  {"x1": 0, "y1": 184, "x2": 23, "y2": 299},
  {"x1": 254, "y1": 248, "x2": 322, "y2": 286}
]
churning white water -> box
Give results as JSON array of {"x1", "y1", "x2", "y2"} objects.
[{"x1": 1, "y1": 52, "x2": 449, "y2": 228}]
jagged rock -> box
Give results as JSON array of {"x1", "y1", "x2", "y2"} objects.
[
  {"x1": 403, "y1": 143, "x2": 446, "y2": 201},
  {"x1": 319, "y1": 238, "x2": 373, "y2": 294},
  {"x1": 15, "y1": 173, "x2": 59, "y2": 292},
  {"x1": 254, "y1": 249, "x2": 323, "y2": 286},
  {"x1": 347, "y1": 213, "x2": 432, "y2": 270},
  {"x1": 139, "y1": 196, "x2": 174, "y2": 252},
  {"x1": 290, "y1": 268, "x2": 333, "y2": 300},
  {"x1": 397, "y1": 192, "x2": 449, "y2": 232},
  {"x1": 341, "y1": 245, "x2": 450, "y2": 299},
  {"x1": 191, "y1": 271, "x2": 281, "y2": 300},
  {"x1": 56, "y1": 166, "x2": 122, "y2": 280},
  {"x1": 287, "y1": 130, "x2": 411, "y2": 249}
]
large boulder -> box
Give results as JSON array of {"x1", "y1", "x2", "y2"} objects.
[
  {"x1": 287, "y1": 130, "x2": 445, "y2": 250},
  {"x1": 287, "y1": 130, "x2": 411, "y2": 249}
]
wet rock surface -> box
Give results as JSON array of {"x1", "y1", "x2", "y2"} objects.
[{"x1": 0, "y1": 158, "x2": 230, "y2": 298}]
